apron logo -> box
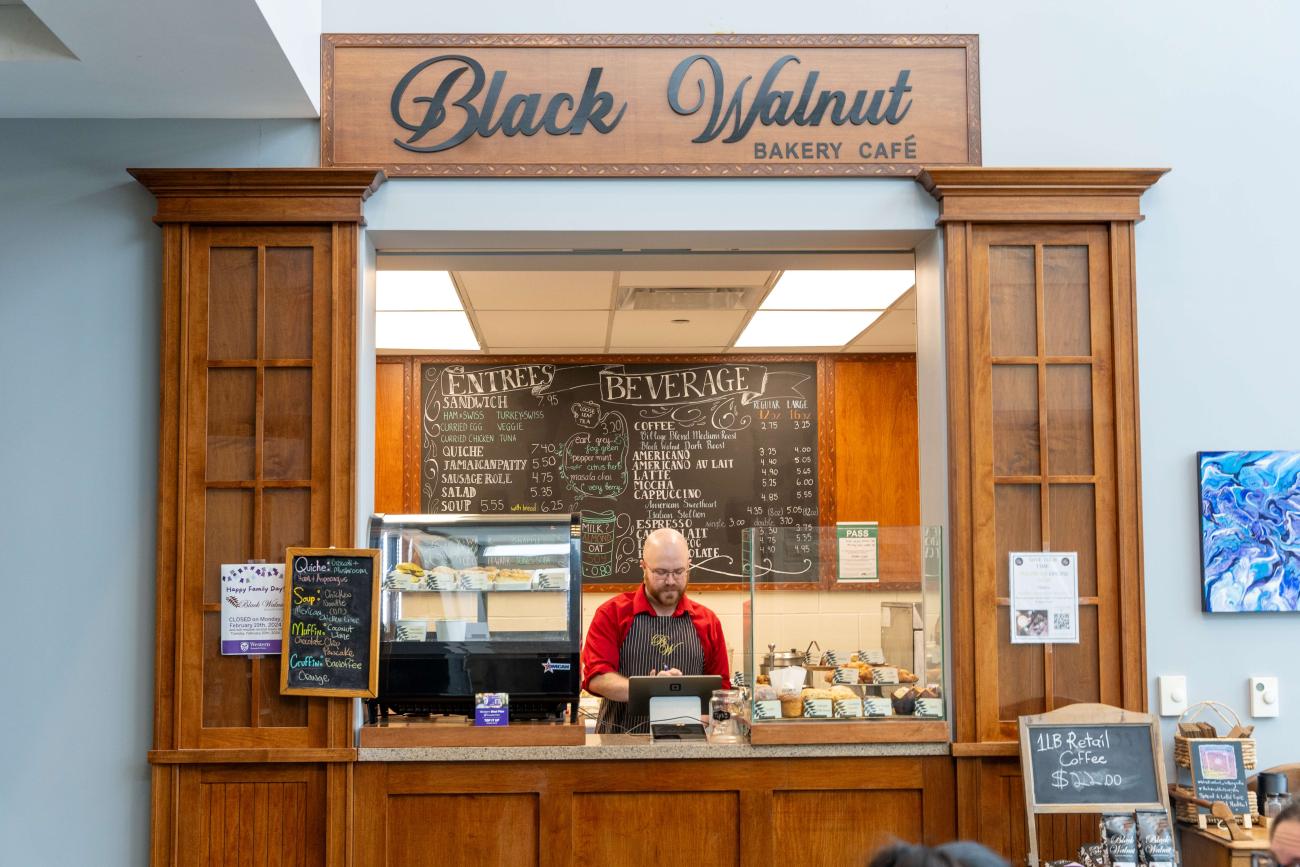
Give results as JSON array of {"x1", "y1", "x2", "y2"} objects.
[{"x1": 650, "y1": 634, "x2": 682, "y2": 656}]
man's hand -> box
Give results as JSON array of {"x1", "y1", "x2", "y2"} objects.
[{"x1": 651, "y1": 667, "x2": 683, "y2": 677}]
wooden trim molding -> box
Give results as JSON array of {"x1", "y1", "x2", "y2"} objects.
[
  {"x1": 918, "y1": 168, "x2": 1168, "y2": 223},
  {"x1": 128, "y1": 168, "x2": 385, "y2": 224},
  {"x1": 148, "y1": 749, "x2": 358, "y2": 765}
]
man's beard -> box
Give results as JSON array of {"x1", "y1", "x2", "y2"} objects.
[{"x1": 647, "y1": 584, "x2": 681, "y2": 607}]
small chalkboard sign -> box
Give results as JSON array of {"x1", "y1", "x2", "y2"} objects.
[
  {"x1": 1188, "y1": 738, "x2": 1250, "y2": 814},
  {"x1": 1019, "y1": 703, "x2": 1170, "y2": 867},
  {"x1": 279, "y1": 547, "x2": 380, "y2": 698}
]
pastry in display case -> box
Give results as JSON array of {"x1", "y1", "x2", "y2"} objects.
[
  {"x1": 367, "y1": 513, "x2": 581, "y2": 723},
  {"x1": 741, "y1": 525, "x2": 947, "y2": 731}
]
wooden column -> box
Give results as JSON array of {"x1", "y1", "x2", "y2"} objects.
[
  {"x1": 918, "y1": 168, "x2": 1166, "y2": 863},
  {"x1": 132, "y1": 168, "x2": 384, "y2": 867}
]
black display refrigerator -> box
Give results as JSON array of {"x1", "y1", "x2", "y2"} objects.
[{"x1": 366, "y1": 513, "x2": 582, "y2": 722}]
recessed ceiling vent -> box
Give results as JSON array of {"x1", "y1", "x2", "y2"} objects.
[{"x1": 616, "y1": 286, "x2": 758, "y2": 311}]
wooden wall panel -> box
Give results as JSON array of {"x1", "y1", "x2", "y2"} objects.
[
  {"x1": 774, "y1": 790, "x2": 923, "y2": 865},
  {"x1": 834, "y1": 356, "x2": 921, "y2": 584},
  {"x1": 923, "y1": 168, "x2": 1165, "y2": 866},
  {"x1": 374, "y1": 359, "x2": 409, "y2": 513},
  {"x1": 574, "y1": 792, "x2": 739, "y2": 866},
  {"x1": 134, "y1": 169, "x2": 382, "y2": 867},
  {"x1": 353, "y1": 756, "x2": 952, "y2": 867},
  {"x1": 833, "y1": 356, "x2": 920, "y2": 525},
  {"x1": 957, "y1": 757, "x2": 1098, "y2": 865},
  {"x1": 175, "y1": 765, "x2": 327, "y2": 867},
  {"x1": 387, "y1": 794, "x2": 539, "y2": 866}
]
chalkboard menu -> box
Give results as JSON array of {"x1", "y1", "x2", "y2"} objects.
[
  {"x1": 420, "y1": 361, "x2": 819, "y2": 583},
  {"x1": 1189, "y1": 739, "x2": 1250, "y2": 814},
  {"x1": 1024, "y1": 723, "x2": 1162, "y2": 807},
  {"x1": 279, "y1": 547, "x2": 380, "y2": 697}
]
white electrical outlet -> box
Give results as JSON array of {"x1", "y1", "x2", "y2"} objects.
[
  {"x1": 1250, "y1": 677, "x2": 1279, "y2": 718},
  {"x1": 1158, "y1": 675, "x2": 1188, "y2": 716}
]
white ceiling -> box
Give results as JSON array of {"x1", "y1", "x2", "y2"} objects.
[
  {"x1": 0, "y1": 0, "x2": 319, "y2": 117},
  {"x1": 379, "y1": 265, "x2": 918, "y2": 355}
]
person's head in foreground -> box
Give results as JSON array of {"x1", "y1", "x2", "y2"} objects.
[
  {"x1": 1272, "y1": 802, "x2": 1300, "y2": 867},
  {"x1": 869, "y1": 841, "x2": 1009, "y2": 867}
]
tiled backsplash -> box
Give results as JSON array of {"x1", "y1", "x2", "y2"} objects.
[{"x1": 580, "y1": 588, "x2": 925, "y2": 674}]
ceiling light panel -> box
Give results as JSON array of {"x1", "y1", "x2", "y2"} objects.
[
  {"x1": 609, "y1": 310, "x2": 747, "y2": 348},
  {"x1": 735, "y1": 310, "x2": 881, "y2": 347},
  {"x1": 457, "y1": 271, "x2": 615, "y2": 310},
  {"x1": 475, "y1": 310, "x2": 609, "y2": 348},
  {"x1": 376, "y1": 271, "x2": 462, "y2": 311},
  {"x1": 762, "y1": 270, "x2": 915, "y2": 310},
  {"x1": 376, "y1": 311, "x2": 479, "y2": 351}
]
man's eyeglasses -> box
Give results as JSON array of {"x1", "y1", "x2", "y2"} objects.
[{"x1": 648, "y1": 568, "x2": 688, "y2": 579}]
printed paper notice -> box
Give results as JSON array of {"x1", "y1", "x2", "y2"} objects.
[
  {"x1": 836, "y1": 522, "x2": 879, "y2": 582},
  {"x1": 1009, "y1": 552, "x2": 1079, "y2": 644},
  {"x1": 220, "y1": 564, "x2": 285, "y2": 655}
]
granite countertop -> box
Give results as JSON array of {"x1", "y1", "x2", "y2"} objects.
[{"x1": 358, "y1": 734, "x2": 950, "y2": 762}]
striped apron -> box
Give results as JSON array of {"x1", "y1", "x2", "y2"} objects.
[{"x1": 595, "y1": 612, "x2": 705, "y2": 735}]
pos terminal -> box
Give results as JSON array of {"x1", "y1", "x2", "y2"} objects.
[{"x1": 626, "y1": 675, "x2": 722, "y2": 741}]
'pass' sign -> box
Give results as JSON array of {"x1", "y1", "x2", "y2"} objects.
[{"x1": 323, "y1": 34, "x2": 980, "y2": 176}]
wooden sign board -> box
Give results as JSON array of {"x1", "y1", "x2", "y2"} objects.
[
  {"x1": 1019, "y1": 703, "x2": 1170, "y2": 867},
  {"x1": 280, "y1": 547, "x2": 380, "y2": 698},
  {"x1": 322, "y1": 34, "x2": 980, "y2": 177}
]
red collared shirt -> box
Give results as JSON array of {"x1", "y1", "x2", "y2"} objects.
[{"x1": 581, "y1": 587, "x2": 731, "y2": 692}]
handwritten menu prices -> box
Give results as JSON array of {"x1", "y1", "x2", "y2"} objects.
[
  {"x1": 1190, "y1": 739, "x2": 1250, "y2": 814},
  {"x1": 1026, "y1": 724, "x2": 1160, "y2": 807},
  {"x1": 420, "y1": 362, "x2": 819, "y2": 582},
  {"x1": 279, "y1": 548, "x2": 380, "y2": 697}
]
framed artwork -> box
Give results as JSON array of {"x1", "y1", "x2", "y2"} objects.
[{"x1": 1199, "y1": 450, "x2": 1300, "y2": 612}]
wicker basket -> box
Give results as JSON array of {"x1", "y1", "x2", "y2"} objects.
[
  {"x1": 1173, "y1": 700, "x2": 1258, "y2": 770},
  {"x1": 1172, "y1": 700, "x2": 1259, "y2": 823}
]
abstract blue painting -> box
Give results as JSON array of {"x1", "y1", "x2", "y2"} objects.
[{"x1": 1199, "y1": 450, "x2": 1300, "y2": 612}]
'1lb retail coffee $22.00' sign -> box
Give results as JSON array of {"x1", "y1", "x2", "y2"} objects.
[{"x1": 322, "y1": 34, "x2": 980, "y2": 176}]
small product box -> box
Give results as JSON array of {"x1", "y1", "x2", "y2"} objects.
[
  {"x1": 871, "y1": 666, "x2": 900, "y2": 685},
  {"x1": 802, "y1": 699, "x2": 833, "y2": 719},
  {"x1": 914, "y1": 698, "x2": 944, "y2": 718},
  {"x1": 832, "y1": 667, "x2": 858, "y2": 685},
  {"x1": 833, "y1": 698, "x2": 864, "y2": 719},
  {"x1": 474, "y1": 692, "x2": 509, "y2": 727},
  {"x1": 753, "y1": 700, "x2": 782, "y2": 721},
  {"x1": 863, "y1": 697, "x2": 895, "y2": 717}
]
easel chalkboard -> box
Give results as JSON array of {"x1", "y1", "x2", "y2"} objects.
[
  {"x1": 1019, "y1": 703, "x2": 1170, "y2": 867},
  {"x1": 279, "y1": 547, "x2": 380, "y2": 698}
]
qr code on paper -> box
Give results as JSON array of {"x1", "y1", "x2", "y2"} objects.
[{"x1": 1052, "y1": 612, "x2": 1072, "y2": 631}]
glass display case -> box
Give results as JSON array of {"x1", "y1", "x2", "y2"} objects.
[
  {"x1": 741, "y1": 525, "x2": 946, "y2": 736},
  {"x1": 366, "y1": 513, "x2": 581, "y2": 722}
]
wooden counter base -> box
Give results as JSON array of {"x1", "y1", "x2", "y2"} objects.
[
  {"x1": 358, "y1": 716, "x2": 585, "y2": 747},
  {"x1": 353, "y1": 754, "x2": 956, "y2": 867}
]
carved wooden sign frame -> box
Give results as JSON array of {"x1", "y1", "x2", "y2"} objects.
[{"x1": 321, "y1": 34, "x2": 981, "y2": 177}]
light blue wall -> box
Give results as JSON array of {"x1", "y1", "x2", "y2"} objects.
[
  {"x1": 0, "y1": 119, "x2": 316, "y2": 863},
  {"x1": 5, "y1": 2, "x2": 1300, "y2": 863}
]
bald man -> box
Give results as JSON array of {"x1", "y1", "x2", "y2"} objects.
[{"x1": 581, "y1": 528, "x2": 731, "y2": 734}]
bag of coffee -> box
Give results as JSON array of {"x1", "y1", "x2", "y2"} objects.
[
  {"x1": 1101, "y1": 813, "x2": 1138, "y2": 867},
  {"x1": 1136, "y1": 811, "x2": 1175, "y2": 867}
]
